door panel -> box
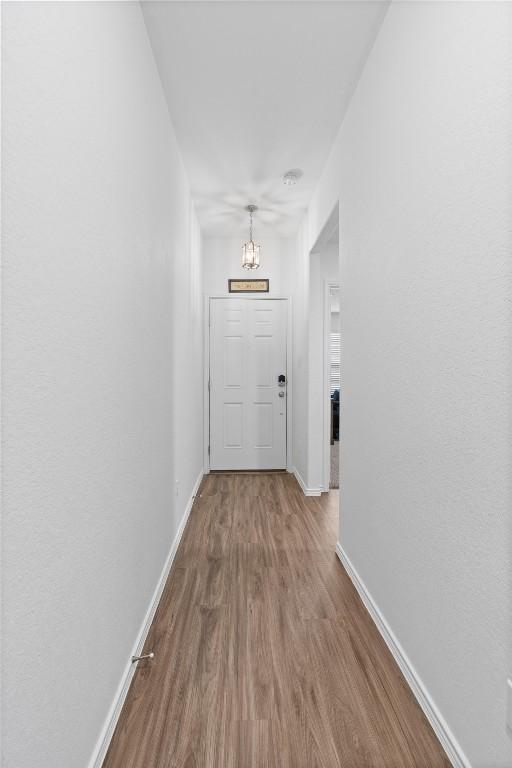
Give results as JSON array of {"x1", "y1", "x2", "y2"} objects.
[
  {"x1": 253, "y1": 402, "x2": 273, "y2": 447},
  {"x1": 253, "y1": 336, "x2": 271, "y2": 387},
  {"x1": 210, "y1": 298, "x2": 287, "y2": 470},
  {"x1": 224, "y1": 337, "x2": 243, "y2": 387},
  {"x1": 223, "y1": 403, "x2": 243, "y2": 448}
]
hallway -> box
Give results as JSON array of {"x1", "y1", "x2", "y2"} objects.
[
  {"x1": 103, "y1": 473, "x2": 449, "y2": 768},
  {"x1": 3, "y1": 2, "x2": 512, "y2": 766}
]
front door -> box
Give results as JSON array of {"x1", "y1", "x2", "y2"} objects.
[{"x1": 209, "y1": 298, "x2": 287, "y2": 470}]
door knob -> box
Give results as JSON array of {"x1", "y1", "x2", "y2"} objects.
[{"x1": 279, "y1": 391, "x2": 285, "y2": 398}]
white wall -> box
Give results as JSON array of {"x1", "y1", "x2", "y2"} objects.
[
  {"x1": 202, "y1": 237, "x2": 294, "y2": 297},
  {"x1": 291, "y1": 225, "x2": 310, "y2": 485},
  {"x1": 171, "y1": 199, "x2": 203, "y2": 529},
  {"x1": 2, "y1": 4, "x2": 203, "y2": 767},
  {"x1": 298, "y1": 2, "x2": 512, "y2": 765}
]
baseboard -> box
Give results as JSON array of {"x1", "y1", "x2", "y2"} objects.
[
  {"x1": 292, "y1": 467, "x2": 322, "y2": 496},
  {"x1": 335, "y1": 544, "x2": 470, "y2": 768},
  {"x1": 88, "y1": 469, "x2": 204, "y2": 768}
]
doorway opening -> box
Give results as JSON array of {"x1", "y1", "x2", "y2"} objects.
[
  {"x1": 309, "y1": 204, "x2": 340, "y2": 495},
  {"x1": 327, "y1": 284, "x2": 340, "y2": 488}
]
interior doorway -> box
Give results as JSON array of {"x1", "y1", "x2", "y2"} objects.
[
  {"x1": 326, "y1": 284, "x2": 340, "y2": 489},
  {"x1": 308, "y1": 203, "x2": 340, "y2": 495}
]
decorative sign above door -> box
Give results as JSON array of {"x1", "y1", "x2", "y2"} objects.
[{"x1": 228, "y1": 279, "x2": 269, "y2": 293}]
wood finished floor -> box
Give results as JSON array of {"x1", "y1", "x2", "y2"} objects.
[{"x1": 103, "y1": 473, "x2": 450, "y2": 768}]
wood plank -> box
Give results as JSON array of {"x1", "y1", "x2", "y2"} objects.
[{"x1": 103, "y1": 473, "x2": 451, "y2": 768}]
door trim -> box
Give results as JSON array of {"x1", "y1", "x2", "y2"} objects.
[{"x1": 203, "y1": 295, "x2": 293, "y2": 474}]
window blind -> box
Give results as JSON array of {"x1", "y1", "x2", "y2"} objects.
[{"x1": 330, "y1": 332, "x2": 341, "y2": 395}]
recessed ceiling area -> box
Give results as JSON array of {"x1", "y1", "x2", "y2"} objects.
[{"x1": 142, "y1": 1, "x2": 388, "y2": 238}]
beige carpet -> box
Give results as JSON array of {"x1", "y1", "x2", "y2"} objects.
[{"x1": 330, "y1": 440, "x2": 339, "y2": 489}]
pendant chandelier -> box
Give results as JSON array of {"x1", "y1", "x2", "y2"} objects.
[{"x1": 242, "y1": 204, "x2": 261, "y2": 270}]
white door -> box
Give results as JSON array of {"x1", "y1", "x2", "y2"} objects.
[{"x1": 209, "y1": 298, "x2": 287, "y2": 470}]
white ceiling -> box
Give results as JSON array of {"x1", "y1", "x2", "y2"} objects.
[{"x1": 142, "y1": 1, "x2": 388, "y2": 238}]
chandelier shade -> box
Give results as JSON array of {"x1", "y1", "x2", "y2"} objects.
[
  {"x1": 242, "y1": 240, "x2": 261, "y2": 270},
  {"x1": 242, "y1": 205, "x2": 261, "y2": 270}
]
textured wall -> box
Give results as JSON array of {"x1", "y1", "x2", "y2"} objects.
[
  {"x1": 304, "y1": 2, "x2": 512, "y2": 765},
  {"x1": 201, "y1": 237, "x2": 294, "y2": 297},
  {"x1": 291, "y1": 224, "x2": 310, "y2": 485},
  {"x1": 2, "y1": 3, "x2": 202, "y2": 766}
]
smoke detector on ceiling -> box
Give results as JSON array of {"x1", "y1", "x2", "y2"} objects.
[{"x1": 282, "y1": 169, "x2": 303, "y2": 186}]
